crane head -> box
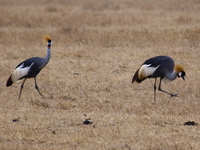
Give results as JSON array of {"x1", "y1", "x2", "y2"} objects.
[
  {"x1": 175, "y1": 65, "x2": 185, "y2": 80},
  {"x1": 43, "y1": 35, "x2": 52, "y2": 46}
]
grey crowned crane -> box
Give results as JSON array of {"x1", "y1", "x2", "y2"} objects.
[
  {"x1": 132, "y1": 55, "x2": 185, "y2": 102},
  {"x1": 6, "y1": 35, "x2": 52, "y2": 99}
]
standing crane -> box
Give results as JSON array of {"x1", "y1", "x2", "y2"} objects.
[
  {"x1": 132, "y1": 55, "x2": 185, "y2": 102},
  {"x1": 6, "y1": 35, "x2": 52, "y2": 99}
]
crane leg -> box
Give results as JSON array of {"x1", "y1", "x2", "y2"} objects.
[
  {"x1": 19, "y1": 78, "x2": 26, "y2": 100},
  {"x1": 158, "y1": 78, "x2": 178, "y2": 98},
  {"x1": 34, "y1": 77, "x2": 44, "y2": 98},
  {"x1": 154, "y1": 78, "x2": 157, "y2": 102}
]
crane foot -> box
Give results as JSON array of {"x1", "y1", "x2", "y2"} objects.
[{"x1": 170, "y1": 93, "x2": 178, "y2": 98}]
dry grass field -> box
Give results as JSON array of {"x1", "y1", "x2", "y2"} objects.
[{"x1": 1, "y1": 0, "x2": 200, "y2": 149}]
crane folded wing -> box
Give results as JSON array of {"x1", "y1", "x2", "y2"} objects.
[
  {"x1": 13, "y1": 63, "x2": 34, "y2": 82},
  {"x1": 138, "y1": 64, "x2": 159, "y2": 80}
]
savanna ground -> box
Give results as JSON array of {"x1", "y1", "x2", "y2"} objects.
[{"x1": 1, "y1": 0, "x2": 200, "y2": 149}]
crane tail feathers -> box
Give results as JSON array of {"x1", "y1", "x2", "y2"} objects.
[
  {"x1": 132, "y1": 69, "x2": 141, "y2": 83},
  {"x1": 132, "y1": 69, "x2": 138, "y2": 83},
  {"x1": 6, "y1": 75, "x2": 13, "y2": 87}
]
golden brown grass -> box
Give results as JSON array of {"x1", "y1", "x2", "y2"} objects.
[{"x1": 1, "y1": 0, "x2": 200, "y2": 149}]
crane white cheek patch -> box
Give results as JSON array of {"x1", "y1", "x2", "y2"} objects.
[
  {"x1": 11, "y1": 63, "x2": 33, "y2": 83},
  {"x1": 178, "y1": 72, "x2": 182, "y2": 77},
  {"x1": 139, "y1": 64, "x2": 159, "y2": 80}
]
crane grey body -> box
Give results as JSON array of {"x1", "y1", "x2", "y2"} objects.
[
  {"x1": 132, "y1": 55, "x2": 185, "y2": 102},
  {"x1": 6, "y1": 35, "x2": 52, "y2": 99}
]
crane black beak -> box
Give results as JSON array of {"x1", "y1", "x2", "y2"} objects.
[
  {"x1": 179, "y1": 71, "x2": 185, "y2": 80},
  {"x1": 181, "y1": 71, "x2": 185, "y2": 80},
  {"x1": 181, "y1": 76, "x2": 185, "y2": 80}
]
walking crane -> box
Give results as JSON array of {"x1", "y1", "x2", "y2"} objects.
[{"x1": 6, "y1": 35, "x2": 52, "y2": 99}]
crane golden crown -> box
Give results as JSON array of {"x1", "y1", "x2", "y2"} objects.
[
  {"x1": 43, "y1": 35, "x2": 51, "y2": 44},
  {"x1": 175, "y1": 65, "x2": 184, "y2": 73}
]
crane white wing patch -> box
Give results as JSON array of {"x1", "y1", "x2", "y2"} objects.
[
  {"x1": 11, "y1": 63, "x2": 34, "y2": 83},
  {"x1": 139, "y1": 64, "x2": 159, "y2": 80}
]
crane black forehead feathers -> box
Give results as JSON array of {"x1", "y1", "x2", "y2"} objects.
[{"x1": 47, "y1": 39, "x2": 52, "y2": 46}]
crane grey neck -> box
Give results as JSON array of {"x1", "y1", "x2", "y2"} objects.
[
  {"x1": 166, "y1": 71, "x2": 178, "y2": 81},
  {"x1": 40, "y1": 46, "x2": 51, "y2": 69}
]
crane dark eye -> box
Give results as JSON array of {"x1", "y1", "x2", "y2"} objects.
[{"x1": 182, "y1": 71, "x2": 185, "y2": 76}]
